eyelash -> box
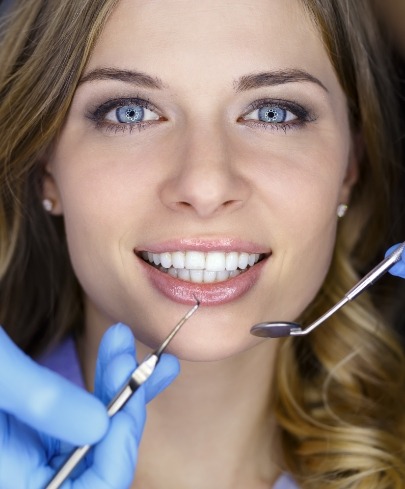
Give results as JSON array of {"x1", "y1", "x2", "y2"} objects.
[
  {"x1": 87, "y1": 97, "x2": 162, "y2": 134},
  {"x1": 87, "y1": 96, "x2": 314, "y2": 135},
  {"x1": 239, "y1": 98, "x2": 313, "y2": 132}
]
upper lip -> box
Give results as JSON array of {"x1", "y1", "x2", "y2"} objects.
[{"x1": 134, "y1": 237, "x2": 270, "y2": 254}]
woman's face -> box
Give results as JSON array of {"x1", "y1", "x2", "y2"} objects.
[{"x1": 45, "y1": 0, "x2": 357, "y2": 360}]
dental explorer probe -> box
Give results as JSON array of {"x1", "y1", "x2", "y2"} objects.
[
  {"x1": 251, "y1": 241, "x2": 405, "y2": 338},
  {"x1": 45, "y1": 299, "x2": 200, "y2": 489}
]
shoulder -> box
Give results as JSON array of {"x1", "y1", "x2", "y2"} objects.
[
  {"x1": 36, "y1": 336, "x2": 86, "y2": 389},
  {"x1": 273, "y1": 473, "x2": 299, "y2": 489}
]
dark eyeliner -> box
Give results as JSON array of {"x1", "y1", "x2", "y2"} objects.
[
  {"x1": 240, "y1": 98, "x2": 316, "y2": 131},
  {"x1": 86, "y1": 96, "x2": 159, "y2": 128}
]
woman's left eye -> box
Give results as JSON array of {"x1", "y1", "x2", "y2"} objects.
[
  {"x1": 239, "y1": 99, "x2": 314, "y2": 131},
  {"x1": 243, "y1": 104, "x2": 297, "y2": 124},
  {"x1": 105, "y1": 104, "x2": 160, "y2": 124}
]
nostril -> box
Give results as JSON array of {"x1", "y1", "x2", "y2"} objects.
[
  {"x1": 224, "y1": 199, "x2": 238, "y2": 206},
  {"x1": 171, "y1": 201, "x2": 193, "y2": 211}
]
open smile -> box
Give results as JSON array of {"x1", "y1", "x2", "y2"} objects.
[
  {"x1": 136, "y1": 243, "x2": 270, "y2": 305},
  {"x1": 140, "y1": 250, "x2": 265, "y2": 284}
]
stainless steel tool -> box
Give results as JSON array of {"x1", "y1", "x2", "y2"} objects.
[
  {"x1": 45, "y1": 300, "x2": 200, "y2": 489},
  {"x1": 251, "y1": 242, "x2": 405, "y2": 338}
]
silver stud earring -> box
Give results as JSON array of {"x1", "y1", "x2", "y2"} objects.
[
  {"x1": 337, "y1": 203, "x2": 348, "y2": 218},
  {"x1": 42, "y1": 198, "x2": 54, "y2": 212}
]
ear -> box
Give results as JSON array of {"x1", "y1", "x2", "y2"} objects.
[
  {"x1": 42, "y1": 163, "x2": 64, "y2": 215},
  {"x1": 338, "y1": 131, "x2": 362, "y2": 203}
]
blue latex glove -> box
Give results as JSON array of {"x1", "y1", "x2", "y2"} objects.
[
  {"x1": 386, "y1": 243, "x2": 405, "y2": 278},
  {"x1": 0, "y1": 324, "x2": 180, "y2": 488}
]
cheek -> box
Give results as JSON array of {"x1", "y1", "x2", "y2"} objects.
[
  {"x1": 243, "y1": 132, "x2": 349, "y2": 233},
  {"x1": 242, "y1": 133, "x2": 350, "y2": 315},
  {"x1": 48, "y1": 142, "x2": 140, "y2": 298}
]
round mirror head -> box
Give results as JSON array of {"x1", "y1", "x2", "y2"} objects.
[{"x1": 250, "y1": 321, "x2": 302, "y2": 338}]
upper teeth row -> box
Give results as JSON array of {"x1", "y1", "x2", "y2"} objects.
[{"x1": 142, "y1": 251, "x2": 261, "y2": 271}]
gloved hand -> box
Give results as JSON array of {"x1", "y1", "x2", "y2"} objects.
[
  {"x1": 386, "y1": 243, "x2": 405, "y2": 278},
  {"x1": 0, "y1": 323, "x2": 180, "y2": 489}
]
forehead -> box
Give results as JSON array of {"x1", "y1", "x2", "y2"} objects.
[{"x1": 85, "y1": 0, "x2": 339, "y2": 95}]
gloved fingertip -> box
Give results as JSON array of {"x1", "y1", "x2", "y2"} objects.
[
  {"x1": 145, "y1": 353, "x2": 180, "y2": 402},
  {"x1": 95, "y1": 323, "x2": 136, "y2": 393},
  {"x1": 96, "y1": 352, "x2": 137, "y2": 404},
  {"x1": 98, "y1": 323, "x2": 136, "y2": 361},
  {"x1": 385, "y1": 243, "x2": 401, "y2": 258},
  {"x1": 388, "y1": 261, "x2": 405, "y2": 278},
  {"x1": 386, "y1": 243, "x2": 405, "y2": 278},
  {"x1": 158, "y1": 353, "x2": 181, "y2": 377}
]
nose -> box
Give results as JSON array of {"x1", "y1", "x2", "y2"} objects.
[{"x1": 159, "y1": 127, "x2": 251, "y2": 219}]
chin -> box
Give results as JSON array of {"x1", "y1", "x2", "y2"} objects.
[{"x1": 156, "y1": 329, "x2": 268, "y2": 362}]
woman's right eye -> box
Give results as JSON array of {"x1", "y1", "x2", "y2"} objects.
[
  {"x1": 105, "y1": 104, "x2": 160, "y2": 124},
  {"x1": 88, "y1": 98, "x2": 163, "y2": 133}
]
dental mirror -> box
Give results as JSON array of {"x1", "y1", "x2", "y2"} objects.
[{"x1": 251, "y1": 241, "x2": 405, "y2": 339}]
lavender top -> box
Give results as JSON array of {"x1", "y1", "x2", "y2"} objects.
[{"x1": 38, "y1": 337, "x2": 299, "y2": 489}]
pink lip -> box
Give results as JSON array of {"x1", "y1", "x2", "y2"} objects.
[
  {"x1": 136, "y1": 254, "x2": 269, "y2": 307},
  {"x1": 136, "y1": 237, "x2": 269, "y2": 254}
]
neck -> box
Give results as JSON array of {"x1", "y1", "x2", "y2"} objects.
[
  {"x1": 78, "y1": 304, "x2": 282, "y2": 489},
  {"x1": 135, "y1": 343, "x2": 281, "y2": 489}
]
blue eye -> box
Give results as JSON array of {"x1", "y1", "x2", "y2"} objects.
[
  {"x1": 99, "y1": 100, "x2": 160, "y2": 125},
  {"x1": 258, "y1": 106, "x2": 287, "y2": 123},
  {"x1": 116, "y1": 105, "x2": 144, "y2": 123},
  {"x1": 242, "y1": 102, "x2": 299, "y2": 125}
]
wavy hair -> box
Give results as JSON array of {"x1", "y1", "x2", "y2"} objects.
[
  {"x1": 273, "y1": 2, "x2": 405, "y2": 488},
  {"x1": 0, "y1": 0, "x2": 119, "y2": 353},
  {"x1": 1, "y1": 0, "x2": 405, "y2": 487}
]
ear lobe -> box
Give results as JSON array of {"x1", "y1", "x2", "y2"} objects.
[{"x1": 42, "y1": 166, "x2": 63, "y2": 215}]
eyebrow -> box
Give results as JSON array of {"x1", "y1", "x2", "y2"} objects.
[
  {"x1": 78, "y1": 67, "x2": 327, "y2": 93},
  {"x1": 79, "y1": 67, "x2": 165, "y2": 89},
  {"x1": 234, "y1": 69, "x2": 328, "y2": 92}
]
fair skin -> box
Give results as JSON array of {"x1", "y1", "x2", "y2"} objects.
[{"x1": 43, "y1": 0, "x2": 358, "y2": 487}]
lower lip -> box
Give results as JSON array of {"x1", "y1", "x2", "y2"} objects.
[{"x1": 138, "y1": 257, "x2": 268, "y2": 305}]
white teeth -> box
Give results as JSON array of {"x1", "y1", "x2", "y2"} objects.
[
  {"x1": 142, "y1": 250, "x2": 263, "y2": 283},
  {"x1": 160, "y1": 252, "x2": 172, "y2": 268},
  {"x1": 185, "y1": 251, "x2": 205, "y2": 270},
  {"x1": 238, "y1": 252, "x2": 249, "y2": 270},
  {"x1": 216, "y1": 270, "x2": 230, "y2": 282},
  {"x1": 203, "y1": 270, "x2": 217, "y2": 283},
  {"x1": 225, "y1": 252, "x2": 238, "y2": 271},
  {"x1": 172, "y1": 251, "x2": 185, "y2": 269},
  {"x1": 168, "y1": 268, "x2": 178, "y2": 278},
  {"x1": 205, "y1": 251, "x2": 226, "y2": 272},
  {"x1": 190, "y1": 269, "x2": 204, "y2": 283},
  {"x1": 178, "y1": 268, "x2": 190, "y2": 281}
]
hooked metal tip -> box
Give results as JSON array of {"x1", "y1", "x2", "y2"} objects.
[{"x1": 155, "y1": 298, "x2": 200, "y2": 356}]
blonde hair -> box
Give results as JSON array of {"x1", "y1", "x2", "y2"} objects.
[
  {"x1": 0, "y1": 0, "x2": 119, "y2": 353},
  {"x1": 273, "y1": 2, "x2": 405, "y2": 487},
  {"x1": 1, "y1": 0, "x2": 405, "y2": 487}
]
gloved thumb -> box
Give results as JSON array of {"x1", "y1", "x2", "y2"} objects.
[{"x1": 95, "y1": 323, "x2": 180, "y2": 405}]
